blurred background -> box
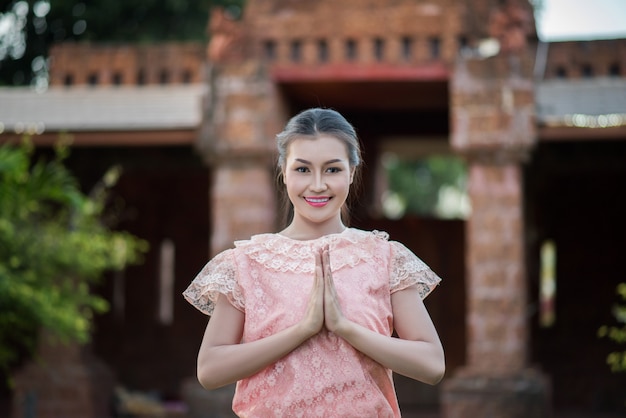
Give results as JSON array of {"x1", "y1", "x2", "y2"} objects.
[{"x1": 1, "y1": 0, "x2": 625, "y2": 417}]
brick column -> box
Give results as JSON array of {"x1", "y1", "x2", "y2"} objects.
[
  {"x1": 465, "y1": 163, "x2": 526, "y2": 372},
  {"x1": 441, "y1": 54, "x2": 550, "y2": 417},
  {"x1": 11, "y1": 334, "x2": 114, "y2": 418},
  {"x1": 196, "y1": 61, "x2": 287, "y2": 256}
]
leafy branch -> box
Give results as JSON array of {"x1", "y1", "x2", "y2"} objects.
[
  {"x1": 0, "y1": 140, "x2": 148, "y2": 380},
  {"x1": 598, "y1": 283, "x2": 626, "y2": 373}
]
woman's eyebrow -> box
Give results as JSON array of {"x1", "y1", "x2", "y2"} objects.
[{"x1": 294, "y1": 158, "x2": 344, "y2": 165}]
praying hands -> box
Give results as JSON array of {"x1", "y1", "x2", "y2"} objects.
[{"x1": 301, "y1": 246, "x2": 350, "y2": 338}]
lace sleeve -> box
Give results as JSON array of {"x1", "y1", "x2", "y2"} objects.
[
  {"x1": 389, "y1": 241, "x2": 442, "y2": 299},
  {"x1": 182, "y1": 249, "x2": 244, "y2": 316}
]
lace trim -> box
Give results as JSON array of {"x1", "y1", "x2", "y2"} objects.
[
  {"x1": 182, "y1": 229, "x2": 441, "y2": 316},
  {"x1": 182, "y1": 250, "x2": 244, "y2": 316},
  {"x1": 389, "y1": 241, "x2": 442, "y2": 299},
  {"x1": 235, "y1": 229, "x2": 389, "y2": 274}
]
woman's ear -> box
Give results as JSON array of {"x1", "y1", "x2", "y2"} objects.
[{"x1": 350, "y1": 167, "x2": 356, "y2": 184}]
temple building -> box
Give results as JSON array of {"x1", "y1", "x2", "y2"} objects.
[{"x1": 1, "y1": 0, "x2": 625, "y2": 416}]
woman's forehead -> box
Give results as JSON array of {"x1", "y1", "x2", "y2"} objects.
[{"x1": 287, "y1": 135, "x2": 349, "y2": 159}]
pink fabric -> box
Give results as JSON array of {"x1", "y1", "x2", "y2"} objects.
[{"x1": 183, "y1": 228, "x2": 441, "y2": 417}]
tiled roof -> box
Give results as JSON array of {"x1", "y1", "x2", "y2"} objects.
[
  {"x1": 536, "y1": 79, "x2": 626, "y2": 127},
  {"x1": 0, "y1": 85, "x2": 208, "y2": 134}
]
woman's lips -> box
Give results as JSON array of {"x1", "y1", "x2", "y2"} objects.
[{"x1": 304, "y1": 196, "x2": 331, "y2": 207}]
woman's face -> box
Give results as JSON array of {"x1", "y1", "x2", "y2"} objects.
[{"x1": 283, "y1": 135, "x2": 354, "y2": 228}]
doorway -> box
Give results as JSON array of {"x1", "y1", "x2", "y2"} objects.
[
  {"x1": 279, "y1": 78, "x2": 467, "y2": 411},
  {"x1": 525, "y1": 140, "x2": 626, "y2": 415}
]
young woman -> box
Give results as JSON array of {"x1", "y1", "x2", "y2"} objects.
[{"x1": 183, "y1": 108, "x2": 445, "y2": 417}]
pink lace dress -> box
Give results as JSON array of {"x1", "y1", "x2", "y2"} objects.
[{"x1": 183, "y1": 228, "x2": 441, "y2": 418}]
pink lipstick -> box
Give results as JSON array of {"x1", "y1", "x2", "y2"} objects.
[{"x1": 304, "y1": 196, "x2": 331, "y2": 207}]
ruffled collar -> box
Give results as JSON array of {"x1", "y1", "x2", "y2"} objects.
[{"x1": 233, "y1": 228, "x2": 389, "y2": 273}]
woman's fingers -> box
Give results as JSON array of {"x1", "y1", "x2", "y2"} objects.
[
  {"x1": 309, "y1": 254, "x2": 324, "y2": 329},
  {"x1": 322, "y1": 246, "x2": 346, "y2": 333},
  {"x1": 322, "y1": 246, "x2": 331, "y2": 279},
  {"x1": 299, "y1": 251, "x2": 324, "y2": 337}
]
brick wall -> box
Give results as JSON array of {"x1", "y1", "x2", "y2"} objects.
[
  {"x1": 242, "y1": 0, "x2": 537, "y2": 67},
  {"x1": 245, "y1": 0, "x2": 465, "y2": 66},
  {"x1": 12, "y1": 335, "x2": 114, "y2": 418},
  {"x1": 48, "y1": 42, "x2": 206, "y2": 87},
  {"x1": 542, "y1": 39, "x2": 626, "y2": 79}
]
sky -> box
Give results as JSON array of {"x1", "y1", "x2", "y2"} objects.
[{"x1": 535, "y1": 0, "x2": 626, "y2": 41}]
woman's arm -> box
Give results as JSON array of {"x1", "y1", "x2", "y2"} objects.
[
  {"x1": 196, "y1": 252, "x2": 325, "y2": 390},
  {"x1": 323, "y1": 250, "x2": 445, "y2": 385},
  {"x1": 329, "y1": 285, "x2": 445, "y2": 385}
]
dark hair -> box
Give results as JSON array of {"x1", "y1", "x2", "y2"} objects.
[{"x1": 275, "y1": 108, "x2": 363, "y2": 226}]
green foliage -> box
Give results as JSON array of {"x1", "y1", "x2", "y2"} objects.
[
  {"x1": 0, "y1": 140, "x2": 148, "y2": 378},
  {"x1": 598, "y1": 283, "x2": 626, "y2": 373},
  {"x1": 384, "y1": 154, "x2": 468, "y2": 219},
  {"x1": 0, "y1": 0, "x2": 247, "y2": 85}
]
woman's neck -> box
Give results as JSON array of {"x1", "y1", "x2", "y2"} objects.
[{"x1": 280, "y1": 218, "x2": 346, "y2": 241}]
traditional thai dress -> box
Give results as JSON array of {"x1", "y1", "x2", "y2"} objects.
[{"x1": 183, "y1": 228, "x2": 441, "y2": 418}]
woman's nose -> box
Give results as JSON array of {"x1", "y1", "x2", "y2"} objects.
[{"x1": 310, "y1": 173, "x2": 327, "y2": 192}]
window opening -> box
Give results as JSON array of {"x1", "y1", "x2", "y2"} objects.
[
  {"x1": 136, "y1": 69, "x2": 146, "y2": 85},
  {"x1": 112, "y1": 72, "x2": 123, "y2": 86},
  {"x1": 159, "y1": 69, "x2": 170, "y2": 85},
  {"x1": 379, "y1": 152, "x2": 469, "y2": 220},
  {"x1": 263, "y1": 39, "x2": 277, "y2": 61},
  {"x1": 458, "y1": 35, "x2": 469, "y2": 52},
  {"x1": 317, "y1": 39, "x2": 329, "y2": 63},
  {"x1": 429, "y1": 37, "x2": 441, "y2": 59},
  {"x1": 401, "y1": 36, "x2": 412, "y2": 61},
  {"x1": 374, "y1": 38, "x2": 385, "y2": 61},
  {"x1": 345, "y1": 39, "x2": 357, "y2": 61},
  {"x1": 87, "y1": 72, "x2": 99, "y2": 86},
  {"x1": 581, "y1": 64, "x2": 594, "y2": 78},
  {"x1": 290, "y1": 39, "x2": 302, "y2": 62}
]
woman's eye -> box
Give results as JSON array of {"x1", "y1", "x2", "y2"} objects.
[
  {"x1": 327, "y1": 167, "x2": 341, "y2": 173},
  {"x1": 295, "y1": 167, "x2": 309, "y2": 173}
]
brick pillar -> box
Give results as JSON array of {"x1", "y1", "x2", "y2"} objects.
[
  {"x1": 11, "y1": 334, "x2": 114, "y2": 418},
  {"x1": 210, "y1": 163, "x2": 276, "y2": 252},
  {"x1": 465, "y1": 163, "x2": 526, "y2": 372},
  {"x1": 197, "y1": 61, "x2": 287, "y2": 256},
  {"x1": 441, "y1": 54, "x2": 551, "y2": 417}
]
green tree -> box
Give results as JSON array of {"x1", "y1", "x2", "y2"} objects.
[
  {"x1": 0, "y1": 140, "x2": 148, "y2": 380},
  {"x1": 384, "y1": 154, "x2": 468, "y2": 219},
  {"x1": 598, "y1": 283, "x2": 626, "y2": 373},
  {"x1": 0, "y1": 0, "x2": 246, "y2": 86}
]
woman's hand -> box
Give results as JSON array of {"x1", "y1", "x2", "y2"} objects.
[
  {"x1": 299, "y1": 246, "x2": 349, "y2": 338},
  {"x1": 322, "y1": 246, "x2": 349, "y2": 334},
  {"x1": 299, "y1": 250, "x2": 325, "y2": 338}
]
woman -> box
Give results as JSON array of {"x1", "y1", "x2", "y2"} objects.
[{"x1": 183, "y1": 108, "x2": 445, "y2": 417}]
